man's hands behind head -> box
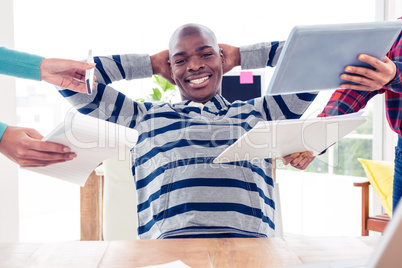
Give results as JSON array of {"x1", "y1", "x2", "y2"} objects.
[
  {"x1": 150, "y1": 44, "x2": 241, "y2": 85},
  {"x1": 219, "y1": 44, "x2": 240, "y2": 74}
]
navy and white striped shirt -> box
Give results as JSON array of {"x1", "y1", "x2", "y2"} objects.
[{"x1": 59, "y1": 42, "x2": 317, "y2": 239}]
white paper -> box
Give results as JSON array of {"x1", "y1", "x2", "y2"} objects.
[
  {"x1": 213, "y1": 112, "x2": 366, "y2": 163},
  {"x1": 24, "y1": 112, "x2": 138, "y2": 186},
  {"x1": 141, "y1": 260, "x2": 191, "y2": 268}
]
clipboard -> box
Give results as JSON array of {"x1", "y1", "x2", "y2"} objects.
[
  {"x1": 213, "y1": 113, "x2": 366, "y2": 163},
  {"x1": 266, "y1": 21, "x2": 402, "y2": 95}
]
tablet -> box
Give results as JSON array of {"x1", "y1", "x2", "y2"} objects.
[{"x1": 266, "y1": 21, "x2": 402, "y2": 95}]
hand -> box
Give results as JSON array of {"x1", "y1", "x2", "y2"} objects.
[
  {"x1": 39, "y1": 58, "x2": 97, "y2": 93},
  {"x1": 282, "y1": 151, "x2": 315, "y2": 170},
  {"x1": 340, "y1": 54, "x2": 396, "y2": 91},
  {"x1": 0, "y1": 126, "x2": 76, "y2": 167},
  {"x1": 219, "y1": 44, "x2": 240, "y2": 74},
  {"x1": 150, "y1": 50, "x2": 176, "y2": 85}
]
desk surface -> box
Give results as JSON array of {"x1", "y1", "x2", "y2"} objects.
[{"x1": 0, "y1": 236, "x2": 379, "y2": 268}]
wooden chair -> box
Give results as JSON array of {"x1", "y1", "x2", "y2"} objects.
[
  {"x1": 80, "y1": 152, "x2": 137, "y2": 241},
  {"x1": 80, "y1": 169, "x2": 104, "y2": 241},
  {"x1": 354, "y1": 178, "x2": 390, "y2": 236}
]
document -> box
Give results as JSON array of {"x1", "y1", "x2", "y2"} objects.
[
  {"x1": 213, "y1": 112, "x2": 366, "y2": 164},
  {"x1": 24, "y1": 112, "x2": 138, "y2": 186}
]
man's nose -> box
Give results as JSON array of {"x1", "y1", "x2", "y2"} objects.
[{"x1": 187, "y1": 57, "x2": 205, "y2": 72}]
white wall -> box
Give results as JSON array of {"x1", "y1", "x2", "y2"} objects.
[
  {"x1": 0, "y1": 0, "x2": 19, "y2": 242},
  {"x1": 277, "y1": 170, "x2": 362, "y2": 236}
]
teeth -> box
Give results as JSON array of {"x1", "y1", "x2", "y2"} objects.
[{"x1": 190, "y1": 77, "x2": 208, "y2": 84}]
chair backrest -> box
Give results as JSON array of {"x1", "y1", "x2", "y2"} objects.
[{"x1": 102, "y1": 151, "x2": 138, "y2": 240}]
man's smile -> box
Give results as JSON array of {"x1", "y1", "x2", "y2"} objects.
[
  {"x1": 186, "y1": 74, "x2": 211, "y2": 88},
  {"x1": 189, "y1": 76, "x2": 209, "y2": 84}
]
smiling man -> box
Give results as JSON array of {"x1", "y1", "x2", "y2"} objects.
[
  {"x1": 168, "y1": 24, "x2": 224, "y2": 103},
  {"x1": 59, "y1": 23, "x2": 317, "y2": 239}
]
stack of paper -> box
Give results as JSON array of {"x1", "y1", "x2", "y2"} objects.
[
  {"x1": 25, "y1": 112, "x2": 138, "y2": 186},
  {"x1": 213, "y1": 112, "x2": 366, "y2": 163}
]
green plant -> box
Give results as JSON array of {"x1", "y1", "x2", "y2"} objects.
[{"x1": 136, "y1": 75, "x2": 177, "y2": 103}]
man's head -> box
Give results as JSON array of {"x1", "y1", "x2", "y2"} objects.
[{"x1": 168, "y1": 23, "x2": 224, "y2": 104}]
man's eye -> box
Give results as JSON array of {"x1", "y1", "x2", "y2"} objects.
[
  {"x1": 175, "y1": 59, "x2": 185, "y2": 64},
  {"x1": 202, "y1": 53, "x2": 213, "y2": 58}
]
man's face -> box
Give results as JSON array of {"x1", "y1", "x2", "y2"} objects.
[{"x1": 169, "y1": 31, "x2": 224, "y2": 103}]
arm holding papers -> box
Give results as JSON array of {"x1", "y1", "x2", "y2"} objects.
[{"x1": 0, "y1": 47, "x2": 97, "y2": 167}]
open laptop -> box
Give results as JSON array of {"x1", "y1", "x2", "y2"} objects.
[
  {"x1": 266, "y1": 21, "x2": 402, "y2": 95},
  {"x1": 279, "y1": 199, "x2": 402, "y2": 268}
]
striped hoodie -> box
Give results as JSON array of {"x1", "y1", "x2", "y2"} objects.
[{"x1": 59, "y1": 42, "x2": 317, "y2": 239}]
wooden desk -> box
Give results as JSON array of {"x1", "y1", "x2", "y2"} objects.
[{"x1": 0, "y1": 237, "x2": 379, "y2": 268}]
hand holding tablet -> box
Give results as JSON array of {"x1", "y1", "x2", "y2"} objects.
[{"x1": 266, "y1": 21, "x2": 402, "y2": 95}]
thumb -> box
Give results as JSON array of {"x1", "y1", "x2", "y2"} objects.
[
  {"x1": 25, "y1": 128, "x2": 44, "y2": 140},
  {"x1": 83, "y1": 62, "x2": 96, "y2": 70},
  {"x1": 382, "y1": 56, "x2": 391, "y2": 64},
  {"x1": 73, "y1": 61, "x2": 96, "y2": 70}
]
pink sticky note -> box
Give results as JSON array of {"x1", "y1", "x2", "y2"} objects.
[{"x1": 240, "y1": 71, "x2": 253, "y2": 84}]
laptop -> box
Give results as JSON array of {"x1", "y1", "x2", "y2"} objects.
[
  {"x1": 278, "y1": 199, "x2": 402, "y2": 268},
  {"x1": 266, "y1": 21, "x2": 402, "y2": 95}
]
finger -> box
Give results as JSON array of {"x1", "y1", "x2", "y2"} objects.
[
  {"x1": 291, "y1": 151, "x2": 313, "y2": 169},
  {"x1": 343, "y1": 65, "x2": 377, "y2": 79},
  {"x1": 21, "y1": 150, "x2": 76, "y2": 161},
  {"x1": 24, "y1": 128, "x2": 44, "y2": 140},
  {"x1": 70, "y1": 60, "x2": 96, "y2": 70},
  {"x1": 73, "y1": 71, "x2": 86, "y2": 81},
  {"x1": 357, "y1": 54, "x2": 383, "y2": 70},
  {"x1": 69, "y1": 80, "x2": 88, "y2": 93},
  {"x1": 297, "y1": 155, "x2": 313, "y2": 169},
  {"x1": 282, "y1": 152, "x2": 300, "y2": 165},
  {"x1": 340, "y1": 82, "x2": 375, "y2": 91},
  {"x1": 298, "y1": 156, "x2": 315, "y2": 170},
  {"x1": 27, "y1": 139, "x2": 72, "y2": 154},
  {"x1": 19, "y1": 158, "x2": 73, "y2": 168},
  {"x1": 382, "y1": 56, "x2": 392, "y2": 64},
  {"x1": 340, "y1": 73, "x2": 375, "y2": 87},
  {"x1": 290, "y1": 156, "x2": 303, "y2": 166}
]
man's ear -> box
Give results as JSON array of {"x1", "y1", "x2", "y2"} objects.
[{"x1": 219, "y1": 47, "x2": 225, "y2": 64}]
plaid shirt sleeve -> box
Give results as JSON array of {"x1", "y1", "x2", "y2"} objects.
[{"x1": 318, "y1": 89, "x2": 383, "y2": 117}]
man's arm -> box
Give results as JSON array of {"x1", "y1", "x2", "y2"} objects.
[{"x1": 59, "y1": 53, "x2": 154, "y2": 128}]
